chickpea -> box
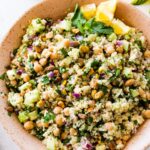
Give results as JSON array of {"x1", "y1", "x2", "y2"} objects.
[
  {"x1": 70, "y1": 128, "x2": 77, "y2": 136},
  {"x1": 87, "y1": 107, "x2": 94, "y2": 112},
  {"x1": 34, "y1": 61, "x2": 43, "y2": 73},
  {"x1": 105, "y1": 101, "x2": 112, "y2": 110},
  {"x1": 144, "y1": 50, "x2": 150, "y2": 58},
  {"x1": 63, "y1": 39, "x2": 70, "y2": 48},
  {"x1": 94, "y1": 91, "x2": 104, "y2": 100},
  {"x1": 5, "y1": 106, "x2": 14, "y2": 112},
  {"x1": 24, "y1": 121, "x2": 34, "y2": 130},
  {"x1": 22, "y1": 73, "x2": 30, "y2": 82},
  {"x1": 50, "y1": 53, "x2": 59, "y2": 60},
  {"x1": 34, "y1": 46, "x2": 42, "y2": 53},
  {"x1": 105, "y1": 45, "x2": 115, "y2": 56},
  {"x1": 138, "y1": 88, "x2": 146, "y2": 99},
  {"x1": 122, "y1": 135, "x2": 130, "y2": 141},
  {"x1": 37, "y1": 100, "x2": 45, "y2": 108},
  {"x1": 105, "y1": 122, "x2": 114, "y2": 130},
  {"x1": 53, "y1": 127, "x2": 60, "y2": 137},
  {"x1": 93, "y1": 46, "x2": 103, "y2": 55},
  {"x1": 46, "y1": 31, "x2": 53, "y2": 39},
  {"x1": 146, "y1": 92, "x2": 150, "y2": 100},
  {"x1": 125, "y1": 79, "x2": 135, "y2": 86},
  {"x1": 53, "y1": 106, "x2": 62, "y2": 114},
  {"x1": 78, "y1": 114, "x2": 86, "y2": 119},
  {"x1": 79, "y1": 45, "x2": 90, "y2": 53},
  {"x1": 63, "y1": 107, "x2": 70, "y2": 116},
  {"x1": 36, "y1": 122, "x2": 49, "y2": 128},
  {"x1": 57, "y1": 101, "x2": 65, "y2": 108},
  {"x1": 10, "y1": 80, "x2": 17, "y2": 86},
  {"x1": 39, "y1": 58, "x2": 47, "y2": 66},
  {"x1": 142, "y1": 110, "x2": 150, "y2": 119},
  {"x1": 78, "y1": 58, "x2": 84, "y2": 67},
  {"x1": 55, "y1": 115, "x2": 65, "y2": 126},
  {"x1": 91, "y1": 90, "x2": 97, "y2": 99},
  {"x1": 61, "y1": 131, "x2": 68, "y2": 140},
  {"x1": 90, "y1": 79, "x2": 98, "y2": 89},
  {"x1": 62, "y1": 72, "x2": 69, "y2": 79},
  {"x1": 88, "y1": 100, "x2": 95, "y2": 107},
  {"x1": 116, "y1": 46, "x2": 123, "y2": 53},
  {"x1": 72, "y1": 28, "x2": 79, "y2": 34}
]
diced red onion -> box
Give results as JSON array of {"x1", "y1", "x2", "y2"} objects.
[
  {"x1": 50, "y1": 61, "x2": 55, "y2": 66},
  {"x1": 27, "y1": 46, "x2": 33, "y2": 51},
  {"x1": 81, "y1": 139, "x2": 93, "y2": 150},
  {"x1": 69, "y1": 41, "x2": 80, "y2": 47},
  {"x1": 116, "y1": 40, "x2": 123, "y2": 46},
  {"x1": 73, "y1": 93, "x2": 80, "y2": 99},
  {"x1": 17, "y1": 69, "x2": 23, "y2": 75},
  {"x1": 49, "y1": 71, "x2": 54, "y2": 78},
  {"x1": 75, "y1": 35, "x2": 83, "y2": 41}
]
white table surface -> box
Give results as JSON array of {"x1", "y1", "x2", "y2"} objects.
[{"x1": 0, "y1": 0, "x2": 149, "y2": 150}]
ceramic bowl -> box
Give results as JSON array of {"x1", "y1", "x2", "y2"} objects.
[{"x1": 0, "y1": 0, "x2": 150, "y2": 150}]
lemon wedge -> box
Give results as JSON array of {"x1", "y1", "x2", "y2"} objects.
[
  {"x1": 111, "y1": 19, "x2": 131, "y2": 35},
  {"x1": 81, "y1": 3, "x2": 96, "y2": 20},
  {"x1": 96, "y1": 0, "x2": 117, "y2": 24}
]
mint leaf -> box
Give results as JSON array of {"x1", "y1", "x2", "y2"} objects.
[
  {"x1": 44, "y1": 112, "x2": 55, "y2": 122},
  {"x1": 41, "y1": 75, "x2": 50, "y2": 84},
  {"x1": 72, "y1": 4, "x2": 86, "y2": 33},
  {"x1": 131, "y1": 0, "x2": 147, "y2": 5},
  {"x1": 0, "y1": 73, "x2": 6, "y2": 80}
]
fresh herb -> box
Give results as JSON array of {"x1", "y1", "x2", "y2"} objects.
[
  {"x1": 145, "y1": 70, "x2": 150, "y2": 84},
  {"x1": 86, "y1": 18, "x2": 113, "y2": 35},
  {"x1": 63, "y1": 138, "x2": 70, "y2": 144},
  {"x1": 66, "y1": 84, "x2": 74, "y2": 92},
  {"x1": 131, "y1": 0, "x2": 148, "y2": 5},
  {"x1": 91, "y1": 59, "x2": 101, "y2": 70},
  {"x1": 72, "y1": 5, "x2": 113, "y2": 35},
  {"x1": 87, "y1": 117, "x2": 93, "y2": 124},
  {"x1": 56, "y1": 86, "x2": 61, "y2": 94},
  {"x1": 72, "y1": 4, "x2": 86, "y2": 33},
  {"x1": 12, "y1": 48, "x2": 18, "y2": 56},
  {"x1": 34, "y1": 128, "x2": 45, "y2": 140},
  {"x1": 133, "y1": 120, "x2": 138, "y2": 125},
  {"x1": 115, "y1": 68, "x2": 121, "y2": 77},
  {"x1": 83, "y1": 68, "x2": 90, "y2": 75},
  {"x1": 0, "y1": 73, "x2": 6, "y2": 80},
  {"x1": 41, "y1": 76, "x2": 50, "y2": 84},
  {"x1": 61, "y1": 48, "x2": 68, "y2": 57},
  {"x1": 99, "y1": 85, "x2": 107, "y2": 94},
  {"x1": 59, "y1": 67, "x2": 67, "y2": 74},
  {"x1": 44, "y1": 112, "x2": 55, "y2": 122}
]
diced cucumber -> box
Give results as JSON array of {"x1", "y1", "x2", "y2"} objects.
[
  {"x1": 108, "y1": 33, "x2": 117, "y2": 42},
  {"x1": 28, "y1": 111, "x2": 38, "y2": 121},
  {"x1": 123, "y1": 67, "x2": 133, "y2": 78},
  {"x1": 6, "y1": 69, "x2": 17, "y2": 80},
  {"x1": 8, "y1": 92, "x2": 23, "y2": 107},
  {"x1": 27, "y1": 18, "x2": 46, "y2": 35},
  {"x1": 18, "y1": 111, "x2": 29, "y2": 123},
  {"x1": 130, "y1": 89, "x2": 139, "y2": 97},
  {"x1": 58, "y1": 20, "x2": 71, "y2": 31},
  {"x1": 24, "y1": 89, "x2": 40, "y2": 107},
  {"x1": 19, "y1": 82, "x2": 32, "y2": 92},
  {"x1": 46, "y1": 136, "x2": 58, "y2": 150},
  {"x1": 123, "y1": 40, "x2": 129, "y2": 52}
]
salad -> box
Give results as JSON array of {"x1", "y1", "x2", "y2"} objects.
[{"x1": 2, "y1": 0, "x2": 150, "y2": 149}]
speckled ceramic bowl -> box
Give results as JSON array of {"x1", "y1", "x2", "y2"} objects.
[{"x1": 0, "y1": 0, "x2": 150, "y2": 150}]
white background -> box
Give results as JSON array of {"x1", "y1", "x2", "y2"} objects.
[{"x1": 0, "y1": 0, "x2": 149, "y2": 150}]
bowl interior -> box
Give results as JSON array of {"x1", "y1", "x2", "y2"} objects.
[{"x1": 0, "y1": 0, "x2": 150, "y2": 150}]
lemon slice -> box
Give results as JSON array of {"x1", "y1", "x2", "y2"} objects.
[
  {"x1": 96, "y1": 0, "x2": 117, "y2": 24},
  {"x1": 111, "y1": 19, "x2": 131, "y2": 35},
  {"x1": 81, "y1": 3, "x2": 96, "y2": 20}
]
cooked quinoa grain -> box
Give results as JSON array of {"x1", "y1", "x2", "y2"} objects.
[{"x1": 2, "y1": 3, "x2": 150, "y2": 150}]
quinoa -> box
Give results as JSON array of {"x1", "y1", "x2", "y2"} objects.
[{"x1": 2, "y1": 3, "x2": 150, "y2": 150}]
